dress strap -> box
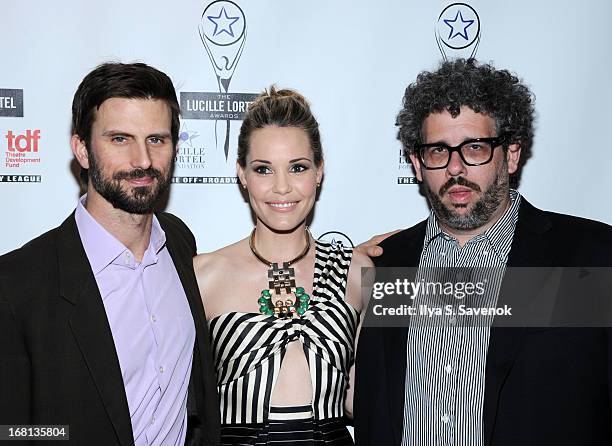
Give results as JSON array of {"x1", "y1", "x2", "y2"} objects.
[{"x1": 313, "y1": 240, "x2": 353, "y2": 301}]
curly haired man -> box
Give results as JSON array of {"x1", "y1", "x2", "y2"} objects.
[{"x1": 355, "y1": 59, "x2": 612, "y2": 446}]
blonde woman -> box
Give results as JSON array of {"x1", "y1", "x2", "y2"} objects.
[{"x1": 194, "y1": 87, "x2": 371, "y2": 445}]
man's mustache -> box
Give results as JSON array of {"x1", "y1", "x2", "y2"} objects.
[
  {"x1": 113, "y1": 168, "x2": 162, "y2": 181},
  {"x1": 439, "y1": 176, "x2": 481, "y2": 196}
]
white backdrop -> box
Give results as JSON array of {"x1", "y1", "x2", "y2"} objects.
[{"x1": 1, "y1": 0, "x2": 611, "y2": 255}]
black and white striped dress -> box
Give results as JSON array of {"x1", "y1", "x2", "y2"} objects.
[{"x1": 209, "y1": 241, "x2": 357, "y2": 445}]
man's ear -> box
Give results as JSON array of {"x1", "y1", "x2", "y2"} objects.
[
  {"x1": 71, "y1": 135, "x2": 89, "y2": 169},
  {"x1": 506, "y1": 142, "x2": 522, "y2": 175},
  {"x1": 408, "y1": 151, "x2": 423, "y2": 182}
]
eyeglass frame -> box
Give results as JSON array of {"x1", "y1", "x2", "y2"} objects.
[{"x1": 414, "y1": 134, "x2": 509, "y2": 170}]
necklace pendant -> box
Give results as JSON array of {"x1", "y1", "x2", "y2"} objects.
[
  {"x1": 258, "y1": 285, "x2": 311, "y2": 319},
  {"x1": 249, "y1": 227, "x2": 313, "y2": 319},
  {"x1": 268, "y1": 262, "x2": 295, "y2": 294},
  {"x1": 273, "y1": 298, "x2": 295, "y2": 318}
]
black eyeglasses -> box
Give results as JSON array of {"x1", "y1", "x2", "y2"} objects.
[{"x1": 415, "y1": 135, "x2": 507, "y2": 170}]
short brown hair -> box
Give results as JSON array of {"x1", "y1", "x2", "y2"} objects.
[{"x1": 71, "y1": 62, "x2": 180, "y2": 183}]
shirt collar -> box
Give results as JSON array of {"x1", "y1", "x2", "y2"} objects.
[
  {"x1": 74, "y1": 194, "x2": 166, "y2": 275},
  {"x1": 149, "y1": 215, "x2": 167, "y2": 256},
  {"x1": 486, "y1": 189, "x2": 521, "y2": 261},
  {"x1": 424, "y1": 189, "x2": 522, "y2": 262}
]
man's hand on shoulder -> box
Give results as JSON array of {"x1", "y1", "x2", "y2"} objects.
[{"x1": 354, "y1": 229, "x2": 402, "y2": 258}]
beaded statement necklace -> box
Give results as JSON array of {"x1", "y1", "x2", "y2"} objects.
[{"x1": 249, "y1": 228, "x2": 311, "y2": 318}]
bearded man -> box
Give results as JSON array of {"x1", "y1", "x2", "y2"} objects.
[
  {"x1": 0, "y1": 63, "x2": 220, "y2": 445},
  {"x1": 354, "y1": 59, "x2": 612, "y2": 446}
]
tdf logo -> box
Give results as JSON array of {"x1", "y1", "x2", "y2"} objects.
[{"x1": 5, "y1": 129, "x2": 40, "y2": 152}]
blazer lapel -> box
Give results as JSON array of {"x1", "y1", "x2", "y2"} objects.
[
  {"x1": 57, "y1": 215, "x2": 134, "y2": 445},
  {"x1": 163, "y1": 223, "x2": 210, "y2": 382},
  {"x1": 379, "y1": 223, "x2": 426, "y2": 444},
  {"x1": 483, "y1": 199, "x2": 554, "y2": 445},
  {"x1": 383, "y1": 327, "x2": 409, "y2": 444},
  {"x1": 163, "y1": 230, "x2": 206, "y2": 345},
  {"x1": 160, "y1": 215, "x2": 219, "y2": 439}
]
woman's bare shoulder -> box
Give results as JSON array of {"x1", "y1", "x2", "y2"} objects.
[{"x1": 193, "y1": 237, "x2": 249, "y2": 276}]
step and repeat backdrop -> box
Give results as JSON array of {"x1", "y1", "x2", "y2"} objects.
[{"x1": 1, "y1": 0, "x2": 611, "y2": 254}]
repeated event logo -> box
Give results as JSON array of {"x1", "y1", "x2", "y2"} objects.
[
  {"x1": 0, "y1": 89, "x2": 24, "y2": 117},
  {"x1": 175, "y1": 122, "x2": 205, "y2": 170},
  {"x1": 435, "y1": 3, "x2": 481, "y2": 60},
  {"x1": 397, "y1": 148, "x2": 417, "y2": 185},
  {"x1": 176, "y1": 0, "x2": 258, "y2": 185},
  {"x1": 317, "y1": 231, "x2": 355, "y2": 249},
  {"x1": 2, "y1": 128, "x2": 42, "y2": 183}
]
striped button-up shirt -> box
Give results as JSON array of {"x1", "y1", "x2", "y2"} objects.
[{"x1": 402, "y1": 190, "x2": 521, "y2": 446}]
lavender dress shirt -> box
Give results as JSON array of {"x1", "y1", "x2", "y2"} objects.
[{"x1": 75, "y1": 196, "x2": 195, "y2": 445}]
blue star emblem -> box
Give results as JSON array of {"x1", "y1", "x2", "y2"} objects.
[
  {"x1": 207, "y1": 7, "x2": 240, "y2": 37},
  {"x1": 178, "y1": 123, "x2": 199, "y2": 148},
  {"x1": 444, "y1": 10, "x2": 474, "y2": 40}
]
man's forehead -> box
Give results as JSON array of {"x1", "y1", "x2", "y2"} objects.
[
  {"x1": 95, "y1": 96, "x2": 167, "y2": 111},
  {"x1": 92, "y1": 97, "x2": 171, "y2": 127},
  {"x1": 422, "y1": 107, "x2": 496, "y2": 136}
]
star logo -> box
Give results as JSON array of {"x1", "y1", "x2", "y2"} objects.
[
  {"x1": 207, "y1": 7, "x2": 240, "y2": 37},
  {"x1": 178, "y1": 123, "x2": 200, "y2": 149},
  {"x1": 444, "y1": 10, "x2": 474, "y2": 41},
  {"x1": 436, "y1": 3, "x2": 481, "y2": 54}
]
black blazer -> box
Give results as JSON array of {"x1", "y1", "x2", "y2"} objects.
[
  {"x1": 354, "y1": 199, "x2": 612, "y2": 446},
  {"x1": 0, "y1": 213, "x2": 220, "y2": 445}
]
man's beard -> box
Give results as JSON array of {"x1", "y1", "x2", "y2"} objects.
[
  {"x1": 88, "y1": 151, "x2": 172, "y2": 214},
  {"x1": 425, "y1": 168, "x2": 509, "y2": 231}
]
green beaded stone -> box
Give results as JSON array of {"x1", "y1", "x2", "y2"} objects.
[
  {"x1": 296, "y1": 307, "x2": 306, "y2": 315},
  {"x1": 299, "y1": 294, "x2": 309, "y2": 303},
  {"x1": 295, "y1": 287, "x2": 305, "y2": 296},
  {"x1": 258, "y1": 296, "x2": 269, "y2": 304},
  {"x1": 265, "y1": 308, "x2": 274, "y2": 315},
  {"x1": 262, "y1": 289, "x2": 271, "y2": 297},
  {"x1": 259, "y1": 305, "x2": 268, "y2": 313}
]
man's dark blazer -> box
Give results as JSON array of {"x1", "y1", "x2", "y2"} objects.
[
  {"x1": 354, "y1": 199, "x2": 612, "y2": 446},
  {"x1": 0, "y1": 212, "x2": 220, "y2": 445}
]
